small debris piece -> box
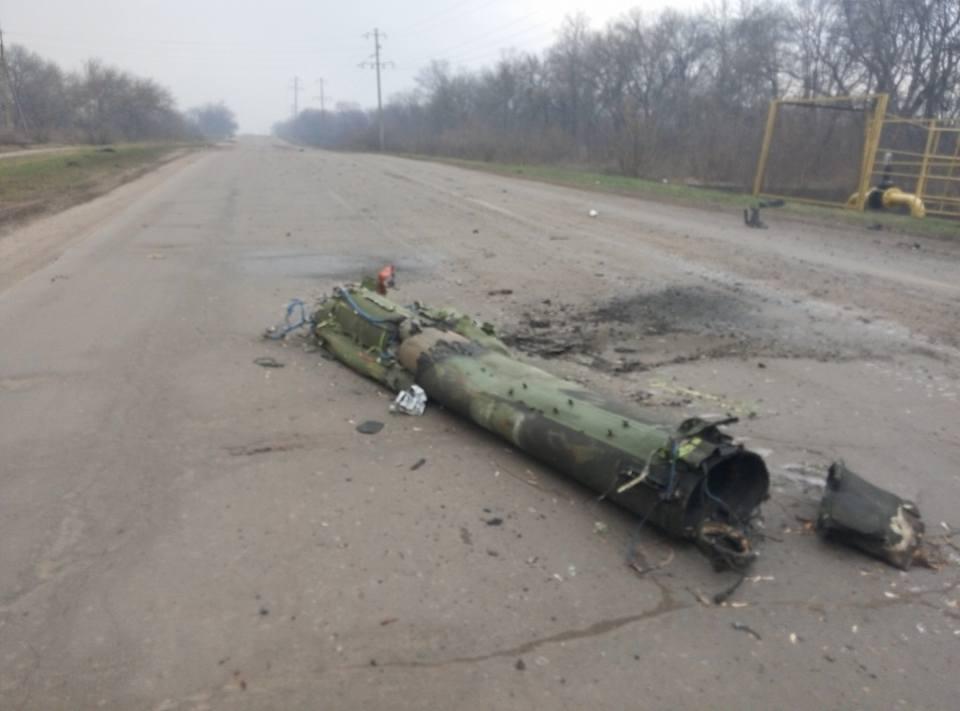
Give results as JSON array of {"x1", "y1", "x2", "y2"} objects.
[
  {"x1": 410, "y1": 458, "x2": 427, "y2": 471},
  {"x1": 487, "y1": 289, "x2": 514, "y2": 296},
  {"x1": 731, "y1": 622, "x2": 762, "y2": 641},
  {"x1": 485, "y1": 517, "x2": 504, "y2": 526},
  {"x1": 515, "y1": 659, "x2": 526, "y2": 671},
  {"x1": 259, "y1": 607, "x2": 269, "y2": 616},
  {"x1": 380, "y1": 618, "x2": 398, "y2": 626},
  {"x1": 356, "y1": 420, "x2": 385, "y2": 435},
  {"x1": 390, "y1": 385, "x2": 427, "y2": 416},
  {"x1": 744, "y1": 206, "x2": 767, "y2": 228},
  {"x1": 253, "y1": 356, "x2": 285, "y2": 368},
  {"x1": 588, "y1": 209, "x2": 599, "y2": 217},
  {"x1": 816, "y1": 461, "x2": 924, "y2": 570},
  {"x1": 593, "y1": 521, "x2": 608, "y2": 535}
]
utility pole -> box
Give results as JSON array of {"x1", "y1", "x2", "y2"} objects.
[
  {"x1": 291, "y1": 76, "x2": 300, "y2": 119},
  {"x1": 361, "y1": 28, "x2": 391, "y2": 151},
  {"x1": 316, "y1": 78, "x2": 325, "y2": 113}
]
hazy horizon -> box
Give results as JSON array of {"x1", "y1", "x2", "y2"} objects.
[{"x1": 2, "y1": 0, "x2": 699, "y2": 133}]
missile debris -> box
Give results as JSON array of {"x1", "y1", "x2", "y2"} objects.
[
  {"x1": 310, "y1": 284, "x2": 770, "y2": 569},
  {"x1": 390, "y1": 384, "x2": 427, "y2": 416},
  {"x1": 816, "y1": 461, "x2": 925, "y2": 570}
]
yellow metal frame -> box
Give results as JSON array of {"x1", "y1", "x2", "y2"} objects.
[
  {"x1": 874, "y1": 120, "x2": 960, "y2": 218},
  {"x1": 755, "y1": 93, "x2": 960, "y2": 219},
  {"x1": 753, "y1": 94, "x2": 888, "y2": 210}
]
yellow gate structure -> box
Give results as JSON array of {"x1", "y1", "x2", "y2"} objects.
[{"x1": 753, "y1": 93, "x2": 960, "y2": 220}]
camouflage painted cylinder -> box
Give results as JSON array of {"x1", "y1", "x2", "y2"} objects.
[
  {"x1": 398, "y1": 329, "x2": 769, "y2": 553},
  {"x1": 311, "y1": 286, "x2": 769, "y2": 566}
]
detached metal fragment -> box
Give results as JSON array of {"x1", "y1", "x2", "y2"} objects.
[
  {"x1": 311, "y1": 284, "x2": 770, "y2": 569},
  {"x1": 816, "y1": 461, "x2": 924, "y2": 570}
]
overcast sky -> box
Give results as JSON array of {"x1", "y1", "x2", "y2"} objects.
[{"x1": 2, "y1": 0, "x2": 700, "y2": 133}]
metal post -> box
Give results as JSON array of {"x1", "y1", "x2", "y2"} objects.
[
  {"x1": 855, "y1": 94, "x2": 888, "y2": 211},
  {"x1": 915, "y1": 121, "x2": 938, "y2": 203},
  {"x1": 753, "y1": 100, "x2": 779, "y2": 197}
]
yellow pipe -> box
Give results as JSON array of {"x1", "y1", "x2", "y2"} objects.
[{"x1": 882, "y1": 187, "x2": 926, "y2": 218}]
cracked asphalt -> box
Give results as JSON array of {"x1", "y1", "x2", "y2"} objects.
[{"x1": 1, "y1": 137, "x2": 958, "y2": 709}]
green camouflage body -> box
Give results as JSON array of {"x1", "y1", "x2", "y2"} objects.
[{"x1": 312, "y1": 287, "x2": 769, "y2": 553}]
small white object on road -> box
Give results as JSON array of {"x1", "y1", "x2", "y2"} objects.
[
  {"x1": 588, "y1": 209, "x2": 598, "y2": 217},
  {"x1": 390, "y1": 385, "x2": 427, "y2": 416}
]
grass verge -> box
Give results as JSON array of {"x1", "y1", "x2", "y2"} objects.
[
  {"x1": 402, "y1": 154, "x2": 959, "y2": 241},
  {"x1": 0, "y1": 144, "x2": 194, "y2": 228}
]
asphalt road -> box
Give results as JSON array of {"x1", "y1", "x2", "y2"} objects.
[{"x1": 1, "y1": 137, "x2": 958, "y2": 710}]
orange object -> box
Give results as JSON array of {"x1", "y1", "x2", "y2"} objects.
[{"x1": 376, "y1": 265, "x2": 396, "y2": 295}]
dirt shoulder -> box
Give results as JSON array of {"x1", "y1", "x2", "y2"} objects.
[{"x1": 0, "y1": 143, "x2": 202, "y2": 231}]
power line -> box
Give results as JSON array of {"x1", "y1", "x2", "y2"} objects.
[
  {"x1": 392, "y1": 0, "x2": 501, "y2": 38},
  {"x1": 360, "y1": 28, "x2": 393, "y2": 151}
]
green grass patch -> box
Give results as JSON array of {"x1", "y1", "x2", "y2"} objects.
[
  {"x1": 0, "y1": 144, "x2": 190, "y2": 224},
  {"x1": 0, "y1": 144, "x2": 174, "y2": 202},
  {"x1": 403, "y1": 154, "x2": 960, "y2": 240}
]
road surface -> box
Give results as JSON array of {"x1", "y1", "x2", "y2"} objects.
[{"x1": 1, "y1": 137, "x2": 958, "y2": 710}]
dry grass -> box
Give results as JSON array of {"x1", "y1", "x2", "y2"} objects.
[{"x1": 0, "y1": 144, "x2": 191, "y2": 228}]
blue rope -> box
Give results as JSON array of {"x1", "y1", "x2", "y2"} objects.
[
  {"x1": 265, "y1": 298, "x2": 310, "y2": 340},
  {"x1": 335, "y1": 286, "x2": 395, "y2": 325}
]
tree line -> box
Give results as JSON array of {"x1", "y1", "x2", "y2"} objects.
[
  {"x1": 1, "y1": 45, "x2": 237, "y2": 144},
  {"x1": 275, "y1": 0, "x2": 960, "y2": 187}
]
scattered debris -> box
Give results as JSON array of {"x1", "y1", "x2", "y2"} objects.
[
  {"x1": 593, "y1": 521, "x2": 608, "y2": 535},
  {"x1": 253, "y1": 356, "x2": 285, "y2": 368},
  {"x1": 816, "y1": 461, "x2": 924, "y2": 570},
  {"x1": 487, "y1": 289, "x2": 514, "y2": 296},
  {"x1": 356, "y1": 420, "x2": 385, "y2": 435},
  {"x1": 712, "y1": 572, "x2": 747, "y2": 604},
  {"x1": 485, "y1": 517, "x2": 504, "y2": 526},
  {"x1": 744, "y1": 206, "x2": 767, "y2": 228},
  {"x1": 515, "y1": 658, "x2": 526, "y2": 671},
  {"x1": 410, "y1": 458, "x2": 427, "y2": 471},
  {"x1": 227, "y1": 440, "x2": 304, "y2": 456},
  {"x1": 380, "y1": 618, "x2": 398, "y2": 626},
  {"x1": 390, "y1": 384, "x2": 427, "y2": 416},
  {"x1": 628, "y1": 546, "x2": 674, "y2": 577},
  {"x1": 588, "y1": 209, "x2": 599, "y2": 217},
  {"x1": 731, "y1": 622, "x2": 762, "y2": 641}
]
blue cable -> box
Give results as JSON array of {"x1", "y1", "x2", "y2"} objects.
[
  {"x1": 265, "y1": 298, "x2": 310, "y2": 340},
  {"x1": 335, "y1": 287, "x2": 395, "y2": 325}
]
